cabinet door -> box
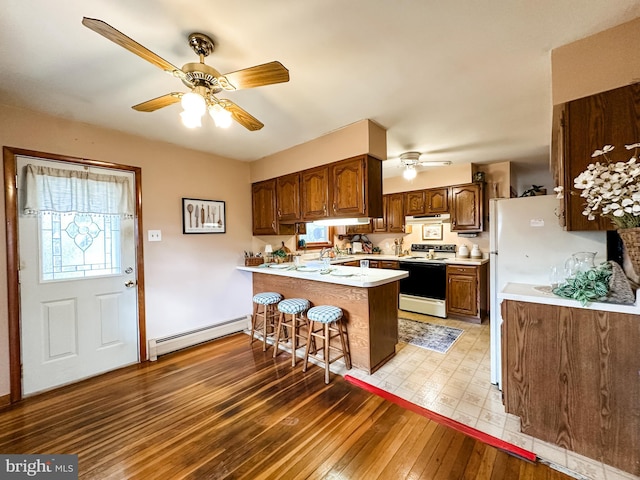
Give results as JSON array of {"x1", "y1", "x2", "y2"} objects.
[
  {"x1": 450, "y1": 183, "x2": 483, "y2": 232},
  {"x1": 386, "y1": 193, "x2": 405, "y2": 233},
  {"x1": 379, "y1": 261, "x2": 398, "y2": 269},
  {"x1": 301, "y1": 166, "x2": 330, "y2": 220},
  {"x1": 252, "y1": 179, "x2": 278, "y2": 235},
  {"x1": 372, "y1": 195, "x2": 387, "y2": 232},
  {"x1": 331, "y1": 157, "x2": 365, "y2": 216},
  {"x1": 564, "y1": 84, "x2": 640, "y2": 231},
  {"x1": 404, "y1": 190, "x2": 426, "y2": 216},
  {"x1": 425, "y1": 188, "x2": 448, "y2": 214},
  {"x1": 276, "y1": 173, "x2": 300, "y2": 223},
  {"x1": 446, "y1": 266, "x2": 478, "y2": 317}
]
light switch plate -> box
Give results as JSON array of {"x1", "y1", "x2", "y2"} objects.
[{"x1": 148, "y1": 230, "x2": 162, "y2": 242}]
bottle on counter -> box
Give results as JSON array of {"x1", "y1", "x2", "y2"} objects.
[
  {"x1": 457, "y1": 244, "x2": 470, "y2": 258},
  {"x1": 470, "y1": 244, "x2": 482, "y2": 259}
]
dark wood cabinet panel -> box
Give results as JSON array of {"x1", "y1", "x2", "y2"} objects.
[
  {"x1": 276, "y1": 172, "x2": 300, "y2": 223},
  {"x1": 563, "y1": 84, "x2": 640, "y2": 231},
  {"x1": 502, "y1": 300, "x2": 640, "y2": 475},
  {"x1": 404, "y1": 190, "x2": 426, "y2": 216},
  {"x1": 450, "y1": 183, "x2": 483, "y2": 232},
  {"x1": 345, "y1": 221, "x2": 373, "y2": 235},
  {"x1": 372, "y1": 195, "x2": 387, "y2": 232},
  {"x1": 330, "y1": 155, "x2": 383, "y2": 218},
  {"x1": 386, "y1": 193, "x2": 405, "y2": 233},
  {"x1": 446, "y1": 263, "x2": 487, "y2": 323},
  {"x1": 252, "y1": 179, "x2": 278, "y2": 235},
  {"x1": 425, "y1": 188, "x2": 448, "y2": 214},
  {"x1": 379, "y1": 260, "x2": 399, "y2": 269},
  {"x1": 301, "y1": 166, "x2": 330, "y2": 220}
]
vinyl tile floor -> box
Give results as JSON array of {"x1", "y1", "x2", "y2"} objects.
[{"x1": 331, "y1": 311, "x2": 639, "y2": 480}]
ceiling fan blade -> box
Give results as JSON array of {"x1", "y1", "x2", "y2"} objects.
[
  {"x1": 132, "y1": 93, "x2": 182, "y2": 112},
  {"x1": 82, "y1": 17, "x2": 185, "y2": 80},
  {"x1": 219, "y1": 61, "x2": 289, "y2": 90},
  {"x1": 219, "y1": 100, "x2": 264, "y2": 131}
]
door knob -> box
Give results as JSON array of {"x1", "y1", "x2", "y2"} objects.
[{"x1": 125, "y1": 280, "x2": 136, "y2": 288}]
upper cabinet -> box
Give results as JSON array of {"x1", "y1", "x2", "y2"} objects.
[
  {"x1": 372, "y1": 195, "x2": 388, "y2": 232},
  {"x1": 253, "y1": 155, "x2": 383, "y2": 234},
  {"x1": 562, "y1": 84, "x2": 640, "y2": 231},
  {"x1": 404, "y1": 190, "x2": 426, "y2": 216},
  {"x1": 450, "y1": 182, "x2": 483, "y2": 232},
  {"x1": 386, "y1": 193, "x2": 406, "y2": 233},
  {"x1": 276, "y1": 172, "x2": 301, "y2": 223},
  {"x1": 425, "y1": 188, "x2": 448, "y2": 214},
  {"x1": 252, "y1": 179, "x2": 295, "y2": 236},
  {"x1": 404, "y1": 188, "x2": 449, "y2": 216},
  {"x1": 301, "y1": 166, "x2": 330, "y2": 220},
  {"x1": 330, "y1": 155, "x2": 383, "y2": 218}
]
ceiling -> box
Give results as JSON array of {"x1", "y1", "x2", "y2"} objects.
[{"x1": 1, "y1": 1, "x2": 639, "y2": 179}]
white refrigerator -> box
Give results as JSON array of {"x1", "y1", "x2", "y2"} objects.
[{"x1": 488, "y1": 195, "x2": 607, "y2": 389}]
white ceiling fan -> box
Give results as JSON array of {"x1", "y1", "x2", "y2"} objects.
[{"x1": 397, "y1": 152, "x2": 451, "y2": 180}]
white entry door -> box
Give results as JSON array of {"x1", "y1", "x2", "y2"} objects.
[{"x1": 17, "y1": 156, "x2": 139, "y2": 395}]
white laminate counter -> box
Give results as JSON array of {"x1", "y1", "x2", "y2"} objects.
[
  {"x1": 329, "y1": 254, "x2": 490, "y2": 266},
  {"x1": 236, "y1": 264, "x2": 408, "y2": 288},
  {"x1": 499, "y1": 282, "x2": 640, "y2": 314}
]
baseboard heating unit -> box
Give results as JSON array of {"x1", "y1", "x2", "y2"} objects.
[{"x1": 148, "y1": 315, "x2": 250, "y2": 361}]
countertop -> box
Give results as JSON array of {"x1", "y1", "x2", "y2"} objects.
[
  {"x1": 328, "y1": 254, "x2": 490, "y2": 266},
  {"x1": 499, "y1": 282, "x2": 640, "y2": 314},
  {"x1": 236, "y1": 264, "x2": 408, "y2": 288}
]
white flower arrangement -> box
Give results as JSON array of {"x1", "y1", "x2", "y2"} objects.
[{"x1": 572, "y1": 143, "x2": 640, "y2": 229}]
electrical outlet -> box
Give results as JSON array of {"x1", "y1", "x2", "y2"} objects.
[{"x1": 148, "y1": 230, "x2": 162, "y2": 242}]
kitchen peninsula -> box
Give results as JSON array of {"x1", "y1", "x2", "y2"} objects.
[{"x1": 237, "y1": 264, "x2": 408, "y2": 374}]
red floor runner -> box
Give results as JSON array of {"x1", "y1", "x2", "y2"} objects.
[{"x1": 344, "y1": 374, "x2": 537, "y2": 463}]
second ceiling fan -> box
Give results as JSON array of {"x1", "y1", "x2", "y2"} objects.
[{"x1": 82, "y1": 17, "x2": 290, "y2": 131}]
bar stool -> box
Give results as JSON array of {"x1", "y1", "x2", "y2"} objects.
[
  {"x1": 251, "y1": 292, "x2": 283, "y2": 351},
  {"x1": 303, "y1": 305, "x2": 351, "y2": 384},
  {"x1": 273, "y1": 298, "x2": 310, "y2": 366}
]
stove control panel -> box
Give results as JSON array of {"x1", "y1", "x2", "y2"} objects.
[{"x1": 411, "y1": 243, "x2": 457, "y2": 253}]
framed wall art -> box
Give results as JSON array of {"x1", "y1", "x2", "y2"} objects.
[
  {"x1": 422, "y1": 223, "x2": 442, "y2": 240},
  {"x1": 182, "y1": 198, "x2": 226, "y2": 234}
]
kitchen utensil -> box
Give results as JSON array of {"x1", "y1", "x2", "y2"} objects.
[
  {"x1": 201, "y1": 206, "x2": 205, "y2": 225},
  {"x1": 195, "y1": 205, "x2": 199, "y2": 227},
  {"x1": 206, "y1": 206, "x2": 212, "y2": 225},
  {"x1": 187, "y1": 204, "x2": 194, "y2": 228}
]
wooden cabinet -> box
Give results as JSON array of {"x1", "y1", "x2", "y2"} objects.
[
  {"x1": 276, "y1": 172, "x2": 300, "y2": 223},
  {"x1": 502, "y1": 300, "x2": 640, "y2": 475},
  {"x1": 330, "y1": 155, "x2": 383, "y2": 218},
  {"x1": 372, "y1": 195, "x2": 387, "y2": 232},
  {"x1": 341, "y1": 260, "x2": 360, "y2": 267},
  {"x1": 252, "y1": 179, "x2": 295, "y2": 235},
  {"x1": 345, "y1": 221, "x2": 373, "y2": 235},
  {"x1": 379, "y1": 260, "x2": 398, "y2": 269},
  {"x1": 450, "y1": 183, "x2": 483, "y2": 232},
  {"x1": 404, "y1": 188, "x2": 449, "y2": 216},
  {"x1": 425, "y1": 188, "x2": 448, "y2": 214},
  {"x1": 562, "y1": 84, "x2": 640, "y2": 231},
  {"x1": 301, "y1": 166, "x2": 330, "y2": 220},
  {"x1": 404, "y1": 190, "x2": 426, "y2": 216},
  {"x1": 446, "y1": 263, "x2": 487, "y2": 323},
  {"x1": 386, "y1": 193, "x2": 406, "y2": 233}
]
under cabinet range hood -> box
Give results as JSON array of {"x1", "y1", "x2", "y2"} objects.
[{"x1": 405, "y1": 213, "x2": 450, "y2": 225}]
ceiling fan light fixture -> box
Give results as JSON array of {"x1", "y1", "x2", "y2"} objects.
[
  {"x1": 181, "y1": 91, "x2": 207, "y2": 116},
  {"x1": 209, "y1": 104, "x2": 232, "y2": 128},
  {"x1": 403, "y1": 165, "x2": 417, "y2": 180},
  {"x1": 180, "y1": 110, "x2": 202, "y2": 128}
]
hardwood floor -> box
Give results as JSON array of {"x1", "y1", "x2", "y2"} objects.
[{"x1": 0, "y1": 334, "x2": 572, "y2": 480}]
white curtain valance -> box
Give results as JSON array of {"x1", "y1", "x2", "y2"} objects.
[{"x1": 24, "y1": 164, "x2": 134, "y2": 217}]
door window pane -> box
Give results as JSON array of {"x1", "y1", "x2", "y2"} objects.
[{"x1": 40, "y1": 212, "x2": 121, "y2": 281}]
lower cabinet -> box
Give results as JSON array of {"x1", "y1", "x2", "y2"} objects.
[
  {"x1": 445, "y1": 263, "x2": 487, "y2": 323},
  {"x1": 502, "y1": 300, "x2": 640, "y2": 476}
]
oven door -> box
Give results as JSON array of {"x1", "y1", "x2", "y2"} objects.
[
  {"x1": 398, "y1": 262, "x2": 446, "y2": 300},
  {"x1": 398, "y1": 261, "x2": 447, "y2": 317}
]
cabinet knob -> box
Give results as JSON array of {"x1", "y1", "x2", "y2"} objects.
[
  {"x1": 333, "y1": 203, "x2": 337, "y2": 212},
  {"x1": 277, "y1": 209, "x2": 281, "y2": 218}
]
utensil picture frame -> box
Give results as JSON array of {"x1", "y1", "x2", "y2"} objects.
[
  {"x1": 422, "y1": 224, "x2": 442, "y2": 240},
  {"x1": 182, "y1": 198, "x2": 226, "y2": 234}
]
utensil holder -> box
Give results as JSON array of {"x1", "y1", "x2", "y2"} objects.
[{"x1": 245, "y1": 257, "x2": 265, "y2": 266}]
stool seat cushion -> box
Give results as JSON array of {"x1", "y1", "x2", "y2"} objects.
[
  {"x1": 278, "y1": 298, "x2": 310, "y2": 314},
  {"x1": 253, "y1": 292, "x2": 283, "y2": 305},
  {"x1": 307, "y1": 305, "x2": 343, "y2": 323}
]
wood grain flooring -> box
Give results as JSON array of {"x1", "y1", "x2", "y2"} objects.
[{"x1": 0, "y1": 333, "x2": 573, "y2": 480}]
